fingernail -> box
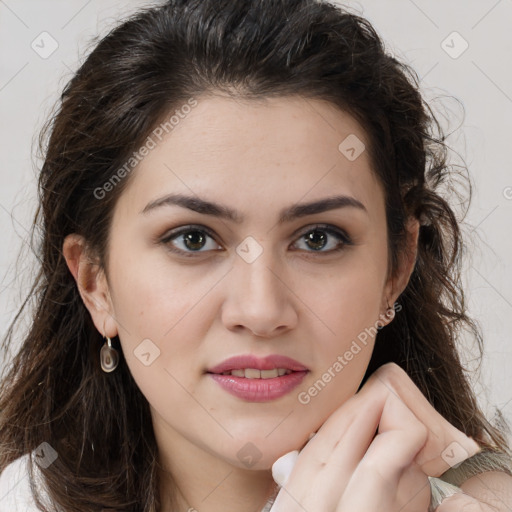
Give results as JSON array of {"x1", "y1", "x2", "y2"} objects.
[{"x1": 271, "y1": 450, "x2": 299, "y2": 487}]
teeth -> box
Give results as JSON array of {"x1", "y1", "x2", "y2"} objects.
[
  {"x1": 245, "y1": 368, "x2": 262, "y2": 379},
  {"x1": 220, "y1": 368, "x2": 293, "y2": 378}
]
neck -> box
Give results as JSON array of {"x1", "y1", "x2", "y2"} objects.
[
  {"x1": 153, "y1": 415, "x2": 279, "y2": 512},
  {"x1": 159, "y1": 465, "x2": 278, "y2": 512}
]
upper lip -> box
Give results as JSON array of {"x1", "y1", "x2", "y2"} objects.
[{"x1": 206, "y1": 354, "x2": 309, "y2": 374}]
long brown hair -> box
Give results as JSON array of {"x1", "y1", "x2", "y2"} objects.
[{"x1": 1, "y1": 1, "x2": 510, "y2": 510}]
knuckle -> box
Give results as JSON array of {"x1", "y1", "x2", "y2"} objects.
[
  {"x1": 373, "y1": 362, "x2": 406, "y2": 386},
  {"x1": 357, "y1": 455, "x2": 396, "y2": 489},
  {"x1": 409, "y1": 421, "x2": 429, "y2": 447}
]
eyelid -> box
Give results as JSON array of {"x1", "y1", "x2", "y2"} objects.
[
  {"x1": 159, "y1": 223, "x2": 352, "y2": 256},
  {"x1": 162, "y1": 224, "x2": 218, "y2": 240},
  {"x1": 159, "y1": 224, "x2": 222, "y2": 254},
  {"x1": 293, "y1": 223, "x2": 351, "y2": 242}
]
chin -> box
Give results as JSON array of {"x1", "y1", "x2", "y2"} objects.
[
  {"x1": 219, "y1": 433, "x2": 307, "y2": 472},
  {"x1": 227, "y1": 451, "x2": 283, "y2": 472}
]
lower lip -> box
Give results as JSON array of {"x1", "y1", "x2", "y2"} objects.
[{"x1": 207, "y1": 371, "x2": 308, "y2": 402}]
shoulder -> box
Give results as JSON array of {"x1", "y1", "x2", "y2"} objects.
[
  {"x1": 0, "y1": 453, "x2": 47, "y2": 512},
  {"x1": 445, "y1": 449, "x2": 512, "y2": 511},
  {"x1": 461, "y1": 471, "x2": 512, "y2": 511}
]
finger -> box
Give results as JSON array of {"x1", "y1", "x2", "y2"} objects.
[
  {"x1": 271, "y1": 363, "x2": 479, "y2": 511},
  {"x1": 292, "y1": 370, "x2": 387, "y2": 465},
  {"x1": 271, "y1": 432, "x2": 318, "y2": 487},
  {"x1": 276, "y1": 378, "x2": 389, "y2": 510},
  {"x1": 289, "y1": 362, "x2": 477, "y2": 470},
  {"x1": 269, "y1": 379, "x2": 389, "y2": 511},
  {"x1": 271, "y1": 450, "x2": 299, "y2": 487},
  {"x1": 286, "y1": 365, "x2": 424, "y2": 473},
  {"x1": 334, "y1": 391, "x2": 430, "y2": 512},
  {"x1": 367, "y1": 363, "x2": 481, "y2": 475},
  {"x1": 277, "y1": 379, "x2": 430, "y2": 512}
]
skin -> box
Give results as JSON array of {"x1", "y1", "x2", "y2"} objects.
[
  {"x1": 62, "y1": 95, "x2": 511, "y2": 511},
  {"x1": 269, "y1": 362, "x2": 509, "y2": 511}
]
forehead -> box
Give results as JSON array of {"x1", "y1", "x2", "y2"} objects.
[{"x1": 116, "y1": 94, "x2": 384, "y2": 220}]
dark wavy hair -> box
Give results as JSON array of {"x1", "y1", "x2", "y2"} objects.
[{"x1": 1, "y1": 0, "x2": 510, "y2": 510}]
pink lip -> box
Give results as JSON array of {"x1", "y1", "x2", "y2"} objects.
[
  {"x1": 206, "y1": 354, "x2": 309, "y2": 374},
  {"x1": 205, "y1": 354, "x2": 309, "y2": 402},
  {"x1": 208, "y1": 371, "x2": 309, "y2": 402}
]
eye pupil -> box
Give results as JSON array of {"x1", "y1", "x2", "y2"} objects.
[
  {"x1": 164, "y1": 225, "x2": 346, "y2": 257},
  {"x1": 305, "y1": 230, "x2": 326, "y2": 250},
  {"x1": 184, "y1": 231, "x2": 206, "y2": 250}
]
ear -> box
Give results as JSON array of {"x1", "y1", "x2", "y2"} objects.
[
  {"x1": 381, "y1": 216, "x2": 420, "y2": 313},
  {"x1": 62, "y1": 234, "x2": 118, "y2": 338}
]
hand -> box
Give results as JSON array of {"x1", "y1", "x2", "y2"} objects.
[{"x1": 269, "y1": 362, "x2": 483, "y2": 512}]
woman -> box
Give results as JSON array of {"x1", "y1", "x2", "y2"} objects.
[{"x1": 0, "y1": 0, "x2": 511, "y2": 511}]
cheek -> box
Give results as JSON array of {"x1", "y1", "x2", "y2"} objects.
[
  {"x1": 312, "y1": 259, "x2": 386, "y2": 333},
  {"x1": 110, "y1": 265, "x2": 205, "y2": 409},
  {"x1": 298, "y1": 272, "x2": 383, "y2": 420},
  {"x1": 303, "y1": 253, "x2": 385, "y2": 394},
  {"x1": 313, "y1": 279, "x2": 381, "y2": 373},
  {"x1": 108, "y1": 249, "x2": 208, "y2": 353}
]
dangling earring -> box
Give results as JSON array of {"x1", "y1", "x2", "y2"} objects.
[{"x1": 100, "y1": 335, "x2": 119, "y2": 373}]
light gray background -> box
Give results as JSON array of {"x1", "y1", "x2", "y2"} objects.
[{"x1": 1, "y1": 1, "x2": 511, "y2": 442}]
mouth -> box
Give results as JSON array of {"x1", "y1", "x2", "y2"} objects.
[
  {"x1": 206, "y1": 368, "x2": 297, "y2": 379},
  {"x1": 205, "y1": 354, "x2": 309, "y2": 377},
  {"x1": 206, "y1": 367, "x2": 309, "y2": 402}
]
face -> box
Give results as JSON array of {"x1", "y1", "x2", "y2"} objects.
[{"x1": 74, "y1": 95, "x2": 412, "y2": 471}]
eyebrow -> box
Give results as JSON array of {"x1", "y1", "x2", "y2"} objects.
[{"x1": 141, "y1": 193, "x2": 367, "y2": 224}]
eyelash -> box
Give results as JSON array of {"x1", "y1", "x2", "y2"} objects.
[{"x1": 159, "y1": 224, "x2": 353, "y2": 258}]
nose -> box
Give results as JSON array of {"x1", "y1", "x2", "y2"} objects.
[{"x1": 221, "y1": 248, "x2": 298, "y2": 338}]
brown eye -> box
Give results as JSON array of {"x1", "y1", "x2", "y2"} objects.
[
  {"x1": 304, "y1": 230, "x2": 328, "y2": 251},
  {"x1": 161, "y1": 225, "x2": 222, "y2": 257},
  {"x1": 181, "y1": 230, "x2": 207, "y2": 251},
  {"x1": 292, "y1": 225, "x2": 352, "y2": 254}
]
